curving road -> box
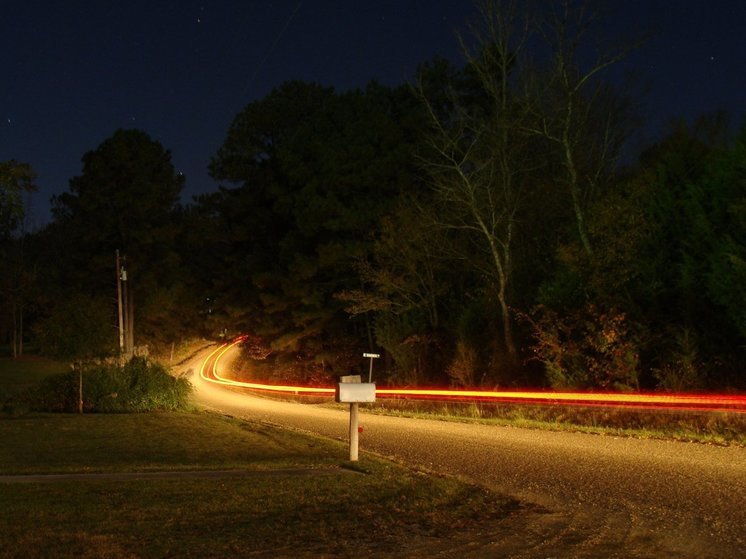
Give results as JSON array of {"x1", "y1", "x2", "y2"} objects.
[{"x1": 186, "y1": 345, "x2": 746, "y2": 558}]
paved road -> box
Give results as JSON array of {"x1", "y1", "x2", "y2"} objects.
[{"x1": 186, "y1": 348, "x2": 746, "y2": 558}]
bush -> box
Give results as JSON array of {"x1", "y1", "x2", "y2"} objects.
[
  {"x1": 26, "y1": 370, "x2": 79, "y2": 413},
  {"x1": 652, "y1": 327, "x2": 707, "y2": 391},
  {"x1": 447, "y1": 341, "x2": 478, "y2": 387},
  {"x1": 24, "y1": 357, "x2": 192, "y2": 413},
  {"x1": 528, "y1": 303, "x2": 641, "y2": 390}
]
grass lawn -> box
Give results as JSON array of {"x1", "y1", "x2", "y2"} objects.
[
  {"x1": 0, "y1": 356, "x2": 68, "y2": 402},
  {"x1": 0, "y1": 412, "x2": 516, "y2": 558}
]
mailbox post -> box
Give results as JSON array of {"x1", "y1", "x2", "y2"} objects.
[{"x1": 336, "y1": 375, "x2": 376, "y2": 461}]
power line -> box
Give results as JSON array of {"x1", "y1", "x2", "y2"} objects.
[{"x1": 240, "y1": 0, "x2": 303, "y2": 99}]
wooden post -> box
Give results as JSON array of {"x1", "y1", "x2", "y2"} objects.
[
  {"x1": 126, "y1": 285, "x2": 134, "y2": 357},
  {"x1": 349, "y1": 402, "x2": 359, "y2": 461},
  {"x1": 337, "y1": 375, "x2": 375, "y2": 462},
  {"x1": 339, "y1": 374, "x2": 363, "y2": 462},
  {"x1": 78, "y1": 368, "x2": 83, "y2": 414}
]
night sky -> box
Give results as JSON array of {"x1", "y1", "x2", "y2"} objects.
[{"x1": 2, "y1": 0, "x2": 745, "y2": 227}]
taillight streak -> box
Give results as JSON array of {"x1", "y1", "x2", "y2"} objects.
[{"x1": 199, "y1": 338, "x2": 746, "y2": 413}]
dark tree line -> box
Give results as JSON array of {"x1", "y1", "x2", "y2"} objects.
[{"x1": 2, "y1": 1, "x2": 744, "y2": 391}]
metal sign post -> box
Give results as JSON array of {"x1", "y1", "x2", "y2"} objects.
[{"x1": 363, "y1": 352, "x2": 380, "y2": 382}]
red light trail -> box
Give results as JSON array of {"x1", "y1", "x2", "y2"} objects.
[{"x1": 199, "y1": 337, "x2": 746, "y2": 413}]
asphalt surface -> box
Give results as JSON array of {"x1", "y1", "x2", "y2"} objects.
[{"x1": 187, "y1": 348, "x2": 746, "y2": 558}]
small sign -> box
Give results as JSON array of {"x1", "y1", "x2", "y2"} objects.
[{"x1": 363, "y1": 353, "x2": 380, "y2": 358}]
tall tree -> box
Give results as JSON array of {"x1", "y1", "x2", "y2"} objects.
[
  {"x1": 208, "y1": 81, "x2": 424, "y2": 376},
  {"x1": 407, "y1": 0, "x2": 640, "y2": 384},
  {"x1": 338, "y1": 198, "x2": 454, "y2": 384},
  {"x1": 533, "y1": 114, "x2": 746, "y2": 390},
  {"x1": 416, "y1": 1, "x2": 538, "y2": 364},
  {"x1": 0, "y1": 160, "x2": 35, "y2": 241},
  {"x1": 0, "y1": 236, "x2": 38, "y2": 358},
  {"x1": 524, "y1": 0, "x2": 641, "y2": 254},
  {"x1": 0, "y1": 160, "x2": 36, "y2": 355},
  {"x1": 636, "y1": 116, "x2": 746, "y2": 387},
  {"x1": 46, "y1": 129, "x2": 186, "y2": 352}
]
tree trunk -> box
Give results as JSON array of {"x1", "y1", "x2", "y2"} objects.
[
  {"x1": 18, "y1": 302, "x2": 23, "y2": 357},
  {"x1": 497, "y1": 286, "x2": 516, "y2": 360},
  {"x1": 127, "y1": 288, "x2": 135, "y2": 356},
  {"x1": 78, "y1": 367, "x2": 83, "y2": 414},
  {"x1": 563, "y1": 125, "x2": 593, "y2": 255},
  {"x1": 482, "y1": 220, "x2": 517, "y2": 362},
  {"x1": 12, "y1": 302, "x2": 17, "y2": 359},
  {"x1": 571, "y1": 186, "x2": 593, "y2": 255}
]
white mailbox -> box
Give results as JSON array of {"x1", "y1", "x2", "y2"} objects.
[{"x1": 336, "y1": 382, "x2": 376, "y2": 403}]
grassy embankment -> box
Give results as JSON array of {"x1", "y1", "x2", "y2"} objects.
[
  {"x1": 362, "y1": 399, "x2": 746, "y2": 446},
  {"x1": 0, "y1": 356, "x2": 516, "y2": 558}
]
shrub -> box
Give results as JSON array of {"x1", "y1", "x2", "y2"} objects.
[
  {"x1": 28, "y1": 370, "x2": 79, "y2": 412},
  {"x1": 447, "y1": 341, "x2": 478, "y2": 387},
  {"x1": 25, "y1": 357, "x2": 192, "y2": 413},
  {"x1": 528, "y1": 303, "x2": 641, "y2": 390},
  {"x1": 652, "y1": 327, "x2": 707, "y2": 391}
]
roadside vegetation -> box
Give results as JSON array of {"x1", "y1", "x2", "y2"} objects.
[
  {"x1": 3, "y1": 356, "x2": 191, "y2": 415},
  {"x1": 226, "y1": 354, "x2": 746, "y2": 446},
  {"x1": 234, "y1": 388, "x2": 746, "y2": 447},
  {"x1": 5, "y1": 350, "x2": 743, "y2": 449},
  {"x1": 361, "y1": 399, "x2": 746, "y2": 447}
]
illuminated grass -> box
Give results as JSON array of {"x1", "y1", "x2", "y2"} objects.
[
  {"x1": 0, "y1": 412, "x2": 341, "y2": 475},
  {"x1": 359, "y1": 399, "x2": 746, "y2": 446},
  {"x1": 0, "y1": 412, "x2": 516, "y2": 558}
]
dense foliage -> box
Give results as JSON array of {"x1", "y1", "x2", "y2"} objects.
[
  {"x1": 2, "y1": 2, "x2": 744, "y2": 391},
  {"x1": 0, "y1": 160, "x2": 36, "y2": 357},
  {"x1": 26, "y1": 357, "x2": 192, "y2": 413}
]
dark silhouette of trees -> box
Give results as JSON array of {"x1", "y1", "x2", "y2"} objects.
[
  {"x1": 414, "y1": 4, "x2": 535, "y2": 367},
  {"x1": 0, "y1": 160, "x2": 36, "y2": 356},
  {"x1": 531, "y1": 114, "x2": 746, "y2": 390},
  {"x1": 10, "y1": 3, "x2": 745, "y2": 393},
  {"x1": 0, "y1": 160, "x2": 35, "y2": 241},
  {"x1": 205, "y1": 81, "x2": 424, "y2": 378},
  {"x1": 36, "y1": 129, "x2": 188, "y2": 357}
]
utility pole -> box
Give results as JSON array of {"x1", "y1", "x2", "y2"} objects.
[
  {"x1": 116, "y1": 251, "x2": 124, "y2": 354},
  {"x1": 118, "y1": 254, "x2": 133, "y2": 358}
]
